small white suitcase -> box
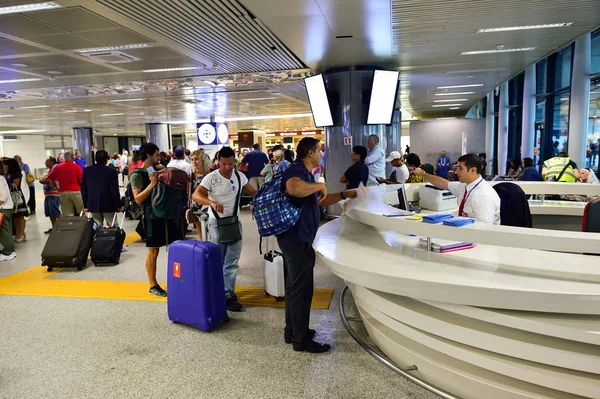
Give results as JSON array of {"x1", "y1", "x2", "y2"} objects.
[{"x1": 263, "y1": 237, "x2": 285, "y2": 301}]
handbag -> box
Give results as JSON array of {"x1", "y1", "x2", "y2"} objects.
[
  {"x1": 10, "y1": 188, "x2": 23, "y2": 208},
  {"x1": 212, "y1": 171, "x2": 242, "y2": 244},
  {"x1": 26, "y1": 173, "x2": 35, "y2": 185},
  {"x1": 185, "y1": 174, "x2": 197, "y2": 224},
  {"x1": 238, "y1": 162, "x2": 249, "y2": 173}
]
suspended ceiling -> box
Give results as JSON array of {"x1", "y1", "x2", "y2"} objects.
[{"x1": 0, "y1": 0, "x2": 598, "y2": 135}]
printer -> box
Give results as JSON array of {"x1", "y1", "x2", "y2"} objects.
[{"x1": 418, "y1": 184, "x2": 457, "y2": 211}]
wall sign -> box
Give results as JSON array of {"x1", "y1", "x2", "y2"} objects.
[{"x1": 343, "y1": 137, "x2": 352, "y2": 146}]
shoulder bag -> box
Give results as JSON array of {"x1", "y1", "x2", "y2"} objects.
[{"x1": 212, "y1": 171, "x2": 242, "y2": 243}]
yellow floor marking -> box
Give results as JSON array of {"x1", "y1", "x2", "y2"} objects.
[{"x1": 0, "y1": 231, "x2": 334, "y2": 309}]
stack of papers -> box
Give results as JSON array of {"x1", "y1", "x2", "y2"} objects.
[
  {"x1": 422, "y1": 214, "x2": 454, "y2": 224},
  {"x1": 442, "y1": 217, "x2": 476, "y2": 227},
  {"x1": 418, "y1": 238, "x2": 476, "y2": 253}
]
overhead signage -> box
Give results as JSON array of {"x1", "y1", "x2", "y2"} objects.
[
  {"x1": 0, "y1": 135, "x2": 17, "y2": 141},
  {"x1": 229, "y1": 130, "x2": 323, "y2": 139},
  {"x1": 197, "y1": 122, "x2": 229, "y2": 145}
]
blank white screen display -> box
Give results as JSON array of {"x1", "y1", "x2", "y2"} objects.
[
  {"x1": 305, "y1": 74, "x2": 334, "y2": 127},
  {"x1": 367, "y1": 70, "x2": 399, "y2": 124}
]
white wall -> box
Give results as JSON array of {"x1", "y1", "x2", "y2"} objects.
[
  {"x1": 409, "y1": 119, "x2": 487, "y2": 166},
  {"x1": 0, "y1": 135, "x2": 47, "y2": 176}
]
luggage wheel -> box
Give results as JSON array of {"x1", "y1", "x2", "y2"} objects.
[
  {"x1": 275, "y1": 297, "x2": 285, "y2": 302},
  {"x1": 223, "y1": 313, "x2": 230, "y2": 323},
  {"x1": 77, "y1": 266, "x2": 83, "y2": 271},
  {"x1": 47, "y1": 267, "x2": 53, "y2": 272}
]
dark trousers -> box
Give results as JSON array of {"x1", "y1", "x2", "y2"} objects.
[
  {"x1": 277, "y1": 238, "x2": 315, "y2": 345},
  {"x1": 28, "y1": 186, "x2": 36, "y2": 213}
]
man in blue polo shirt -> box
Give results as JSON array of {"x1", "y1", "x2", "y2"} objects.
[
  {"x1": 278, "y1": 137, "x2": 357, "y2": 353},
  {"x1": 241, "y1": 143, "x2": 269, "y2": 190}
]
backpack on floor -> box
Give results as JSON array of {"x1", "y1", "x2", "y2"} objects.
[
  {"x1": 252, "y1": 172, "x2": 301, "y2": 237},
  {"x1": 151, "y1": 167, "x2": 189, "y2": 222}
]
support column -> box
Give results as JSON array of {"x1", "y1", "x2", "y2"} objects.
[
  {"x1": 485, "y1": 92, "x2": 495, "y2": 177},
  {"x1": 521, "y1": 64, "x2": 536, "y2": 160},
  {"x1": 72, "y1": 127, "x2": 93, "y2": 166},
  {"x1": 145, "y1": 123, "x2": 171, "y2": 152},
  {"x1": 568, "y1": 33, "x2": 591, "y2": 168},
  {"x1": 498, "y1": 82, "x2": 509, "y2": 176},
  {"x1": 385, "y1": 109, "x2": 401, "y2": 177}
]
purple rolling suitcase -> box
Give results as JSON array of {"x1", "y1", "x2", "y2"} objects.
[{"x1": 167, "y1": 240, "x2": 229, "y2": 331}]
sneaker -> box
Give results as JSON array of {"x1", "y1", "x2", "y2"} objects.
[
  {"x1": 121, "y1": 245, "x2": 129, "y2": 253},
  {"x1": 149, "y1": 285, "x2": 167, "y2": 297},
  {"x1": 292, "y1": 340, "x2": 331, "y2": 353},
  {"x1": 285, "y1": 329, "x2": 316, "y2": 344},
  {"x1": 0, "y1": 252, "x2": 16, "y2": 262},
  {"x1": 44, "y1": 228, "x2": 53, "y2": 234},
  {"x1": 226, "y1": 296, "x2": 244, "y2": 312},
  {"x1": 24, "y1": 216, "x2": 31, "y2": 221}
]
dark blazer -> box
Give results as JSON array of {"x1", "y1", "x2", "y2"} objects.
[
  {"x1": 493, "y1": 182, "x2": 532, "y2": 228},
  {"x1": 81, "y1": 164, "x2": 121, "y2": 213}
]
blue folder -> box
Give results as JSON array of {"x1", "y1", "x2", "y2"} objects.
[{"x1": 442, "y1": 217, "x2": 476, "y2": 227}]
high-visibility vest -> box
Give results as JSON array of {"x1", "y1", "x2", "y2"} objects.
[{"x1": 543, "y1": 157, "x2": 576, "y2": 182}]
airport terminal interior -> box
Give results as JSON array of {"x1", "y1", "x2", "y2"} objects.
[{"x1": 1, "y1": 1, "x2": 600, "y2": 398}]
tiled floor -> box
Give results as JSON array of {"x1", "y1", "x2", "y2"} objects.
[{"x1": 0, "y1": 198, "x2": 435, "y2": 399}]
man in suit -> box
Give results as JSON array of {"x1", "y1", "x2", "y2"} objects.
[{"x1": 81, "y1": 150, "x2": 123, "y2": 228}]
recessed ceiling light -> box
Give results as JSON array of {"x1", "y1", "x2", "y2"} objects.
[
  {"x1": 0, "y1": 129, "x2": 45, "y2": 133},
  {"x1": 477, "y1": 23, "x2": 574, "y2": 33},
  {"x1": 101, "y1": 113, "x2": 124, "y2": 117},
  {"x1": 461, "y1": 47, "x2": 536, "y2": 55},
  {"x1": 437, "y1": 117, "x2": 457, "y2": 120},
  {"x1": 143, "y1": 67, "x2": 201, "y2": 73},
  {"x1": 560, "y1": 98, "x2": 569, "y2": 101},
  {"x1": 11, "y1": 63, "x2": 28, "y2": 67},
  {"x1": 245, "y1": 97, "x2": 278, "y2": 101},
  {"x1": 438, "y1": 84, "x2": 484, "y2": 89},
  {"x1": 110, "y1": 98, "x2": 146, "y2": 103},
  {"x1": 19, "y1": 105, "x2": 49, "y2": 109},
  {"x1": 47, "y1": 71, "x2": 62, "y2": 75},
  {"x1": 432, "y1": 104, "x2": 463, "y2": 107},
  {"x1": 0, "y1": 115, "x2": 14, "y2": 118},
  {"x1": 435, "y1": 92, "x2": 475, "y2": 96},
  {"x1": 0, "y1": 78, "x2": 43, "y2": 84},
  {"x1": 449, "y1": 107, "x2": 460, "y2": 110},
  {"x1": 0, "y1": 1, "x2": 60, "y2": 15},
  {"x1": 434, "y1": 99, "x2": 468, "y2": 102},
  {"x1": 78, "y1": 43, "x2": 150, "y2": 53}
]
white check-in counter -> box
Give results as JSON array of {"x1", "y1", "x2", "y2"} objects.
[{"x1": 315, "y1": 182, "x2": 600, "y2": 399}]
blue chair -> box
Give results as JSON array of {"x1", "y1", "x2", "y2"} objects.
[{"x1": 493, "y1": 182, "x2": 532, "y2": 228}]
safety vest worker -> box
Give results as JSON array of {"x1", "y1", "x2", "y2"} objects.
[{"x1": 542, "y1": 155, "x2": 577, "y2": 182}]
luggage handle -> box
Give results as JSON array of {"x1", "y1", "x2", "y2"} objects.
[
  {"x1": 80, "y1": 210, "x2": 92, "y2": 219},
  {"x1": 111, "y1": 212, "x2": 127, "y2": 229}
]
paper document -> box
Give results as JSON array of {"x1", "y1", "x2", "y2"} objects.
[{"x1": 341, "y1": 183, "x2": 367, "y2": 215}]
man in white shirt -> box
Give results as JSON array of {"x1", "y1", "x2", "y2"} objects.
[
  {"x1": 167, "y1": 146, "x2": 192, "y2": 175},
  {"x1": 364, "y1": 134, "x2": 386, "y2": 185},
  {"x1": 377, "y1": 151, "x2": 409, "y2": 184},
  {"x1": 414, "y1": 153, "x2": 501, "y2": 224},
  {"x1": 192, "y1": 146, "x2": 257, "y2": 312}
]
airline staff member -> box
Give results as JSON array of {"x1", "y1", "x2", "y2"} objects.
[{"x1": 414, "y1": 153, "x2": 501, "y2": 224}]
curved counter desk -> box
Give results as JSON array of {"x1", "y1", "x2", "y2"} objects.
[{"x1": 315, "y1": 182, "x2": 600, "y2": 399}]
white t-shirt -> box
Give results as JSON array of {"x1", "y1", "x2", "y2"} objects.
[
  {"x1": 167, "y1": 159, "x2": 192, "y2": 175},
  {"x1": 0, "y1": 176, "x2": 13, "y2": 210},
  {"x1": 447, "y1": 177, "x2": 501, "y2": 225},
  {"x1": 200, "y1": 170, "x2": 248, "y2": 221},
  {"x1": 394, "y1": 164, "x2": 409, "y2": 184},
  {"x1": 120, "y1": 155, "x2": 128, "y2": 171}
]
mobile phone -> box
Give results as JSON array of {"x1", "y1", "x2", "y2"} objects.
[{"x1": 146, "y1": 166, "x2": 156, "y2": 174}]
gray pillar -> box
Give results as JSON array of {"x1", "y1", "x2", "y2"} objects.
[
  {"x1": 323, "y1": 69, "x2": 389, "y2": 195},
  {"x1": 498, "y1": 82, "x2": 509, "y2": 176},
  {"x1": 385, "y1": 109, "x2": 401, "y2": 177},
  {"x1": 145, "y1": 123, "x2": 171, "y2": 152},
  {"x1": 568, "y1": 33, "x2": 591, "y2": 169},
  {"x1": 485, "y1": 92, "x2": 495, "y2": 177},
  {"x1": 521, "y1": 64, "x2": 536, "y2": 160},
  {"x1": 72, "y1": 127, "x2": 93, "y2": 166}
]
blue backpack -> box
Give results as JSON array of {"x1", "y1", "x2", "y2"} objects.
[{"x1": 252, "y1": 172, "x2": 301, "y2": 237}]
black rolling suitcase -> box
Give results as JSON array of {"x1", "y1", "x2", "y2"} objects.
[
  {"x1": 91, "y1": 213, "x2": 126, "y2": 266},
  {"x1": 41, "y1": 213, "x2": 97, "y2": 271}
]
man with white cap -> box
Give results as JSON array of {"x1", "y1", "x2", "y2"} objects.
[{"x1": 376, "y1": 151, "x2": 409, "y2": 185}]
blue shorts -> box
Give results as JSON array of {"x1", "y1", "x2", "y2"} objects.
[{"x1": 44, "y1": 196, "x2": 61, "y2": 217}]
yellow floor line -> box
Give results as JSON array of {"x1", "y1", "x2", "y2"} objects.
[{"x1": 0, "y1": 231, "x2": 334, "y2": 309}]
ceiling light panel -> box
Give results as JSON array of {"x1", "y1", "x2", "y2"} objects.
[
  {"x1": 19, "y1": 105, "x2": 50, "y2": 109},
  {"x1": 432, "y1": 104, "x2": 463, "y2": 107},
  {"x1": 434, "y1": 99, "x2": 468, "y2": 102},
  {"x1": 0, "y1": 78, "x2": 43, "y2": 84},
  {"x1": 143, "y1": 67, "x2": 202, "y2": 73},
  {"x1": 461, "y1": 47, "x2": 536, "y2": 55},
  {"x1": 477, "y1": 23, "x2": 574, "y2": 33},
  {"x1": 438, "y1": 84, "x2": 484, "y2": 89},
  {"x1": 0, "y1": 1, "x2": 60, "y2": 15},
  {"x1": 78, "y1": 44, "x2": 151, "y2": 53},
  {"x1": 110, "y1": 98, "x2": 146, "y2": 102},
  {"x1": 435, "y1": 92, "x2": 475, "y2": 96},
  {"x1": 0, "y1": 129, "x2": 45, "y2": 133}
]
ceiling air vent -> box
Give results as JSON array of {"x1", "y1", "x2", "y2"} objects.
[{"x1": 81, "y1": 51, "x2": 140, "y2": 64}]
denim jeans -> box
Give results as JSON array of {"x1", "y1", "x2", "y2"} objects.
[{"x1": 208, "y1": 220, "x2": 243, "y2": 299}]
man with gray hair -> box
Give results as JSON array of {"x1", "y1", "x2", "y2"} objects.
[
  {"x1": 47, "y1": 151, "x2": 84, "y2": 216},
  {"x1": 364, "y1": 134, "x2": 386, "y2": 185}
]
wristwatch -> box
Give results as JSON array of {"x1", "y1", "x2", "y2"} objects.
[{"x1": 339, "y1": 191, "x2": 346, "y2": 200}]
